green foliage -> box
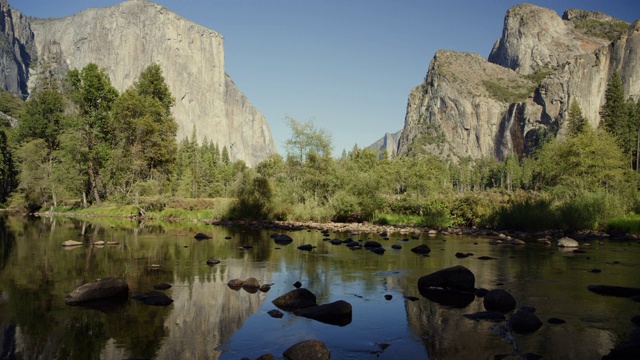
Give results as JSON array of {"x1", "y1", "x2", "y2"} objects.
[
  {"x1": 532, "y1": 127, "x2": 630, "y2": 193},
  {"x1": 607, "y1": 214, "x2": 640, "y2": 234},
  {"x1": 284, "y1": 116, "x2": 333, "y2": 162},
  {"x1": 0, "y1": 130, "x2": 16, "y2": 204},
  {"x1": 134, "y1": 63, "x2": 175, "y2": 115},
  {"x1": 0, "y1": 88, "x2": 24, "y2": 120},
  {"x1": 482, "y1": 79, "x2": 535, "y2": 103},
  {"x1": 110, "y1": 64, "x2": 178, "y2": 197},
  {"x1": 67, "y1": 63, "x2": 120, "y2": 205},
  {"x1": 574, "y1": 18, "x2": 629, "y2": 41},
  {"x1": 493, "y1": 195, "x2": 558, "y2": 231},
  {"x1": 230, "y1": 172, "x2": 274, "y2": 220},
  {"x1": 556, "y1": 190, "x2": 625, "y2": 231},
  {"x1": 12, "y1": 139, "x2": 49, "y2": 212},
  {"x1": 451, "y1": 192, "x2": 502, "y2": 227},
  {"x1": 566, "y1": 98, "x2": 587, "y2": 137},
  {"x1": 523, "y1": 67, "x2": 554, "y2": 84},
  {"x1": 599, "y1": 70, "x2": 638, "y2": 167}
]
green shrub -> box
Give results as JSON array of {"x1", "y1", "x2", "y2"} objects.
[
  {"x1": 607, "y1": 214, "x2": 640, "y2": 234},
  {"x1": 492, "y1": 197, "x2": 558, "y2": 231},
  {"x1": 557, "y1": 190, "x2": 626, "y2": 231},
  {"x1": 451, "y1": 192, "x2": 502, "y2": 227}
]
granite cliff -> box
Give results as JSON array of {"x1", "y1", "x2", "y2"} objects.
[
  {"x1": 0, "y1": 0, "x2": 33, "y2": 98},
  {"x1": 0, "y1": 0, "x2": 276, "y2": 166},
  {"x1": 366, "y1": 130, "x2": 401, "y2": 159},
  {"x1": 395, "y1": 4, "x2": 639, "y2": 161}
]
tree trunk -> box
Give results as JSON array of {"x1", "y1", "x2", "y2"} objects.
[
  {"x1": 636, "y1": 127, "x2": 640, "y2": 173},
  {"x1": 88, "y1": 157, "x2": 102, "y2": 206}
]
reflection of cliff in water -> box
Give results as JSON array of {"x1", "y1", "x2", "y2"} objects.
[{"x1": 101, "y1": 259, "x2": 270, "y2": 359}]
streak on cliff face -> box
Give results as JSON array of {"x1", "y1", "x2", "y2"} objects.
[{"x1": 21, "y1": 0, "x2": 276, "y2": 166}]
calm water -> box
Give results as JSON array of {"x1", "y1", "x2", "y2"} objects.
[{"x1": 0, "y1": 215, "x2": 638, "y2": 359}]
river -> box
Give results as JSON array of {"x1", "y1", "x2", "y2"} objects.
[{"x1": 0, "y1": 215, "x2": 637, "y2": 359}]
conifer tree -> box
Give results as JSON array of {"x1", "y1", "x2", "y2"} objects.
[{"x1": 567, "y1": 98, "x2": 587, "y2": 137}]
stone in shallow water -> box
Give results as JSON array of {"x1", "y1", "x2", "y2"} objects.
[
  {"x1": 272, "y1": 288, "x2": 317, "y2": 311},
  {"x1": 66, "y1": 276, "x2": 129, "y2": 305},
  {"x1": 61, "y1": 240, "x2": 83, "y2": 247},
  {"x1": 293, "y1": 300, "x2": 353, "y2": 326},
  {"x1": 411, "y1": 244, "x2": 431, "y2": 255},
  {"x1": 483, "y1": 289, "x2": 516, "y2": 313},
  {"x1": 267, "y1": 309, "x2": 284, "y2": 318},
  {"x1": 548, "y1": 317, "x2": 566, "y2": 324},
  {"x1": 153, "y1": 283, "x2": 172, "y2": 290},
  {"x1": 283, "y1": 339, "x2": 330, "y2": 360},
  {"x1": 587, "y1": 285, "x2": 640, "y2": 297},
  {"x1": 132, "y1": 291, "x2": 173, "y2": 306},
  {"x1": 508, "y1": 307, "x2": 542, "y2": 334}
]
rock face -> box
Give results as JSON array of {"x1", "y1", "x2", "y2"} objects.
[
  {"x1": 397, "y1": 50, "x2": 538, "y2": 161},
  {"x1": 367, "y1": 130, "x2": 402, "y2": 159},
  {"x1": 1, "y1": 0, "x2": 276, "y2": 166},
  {"x1": 0, "y1": 0, "x2": 33, "y2": 98},
  {"x1": 398, "y1": 4, "x2": 639, "y2": 161}
]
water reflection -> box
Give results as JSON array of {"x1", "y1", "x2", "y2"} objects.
[{"x1": 0, "y1": 215, "x2": 636, "y2": 359}]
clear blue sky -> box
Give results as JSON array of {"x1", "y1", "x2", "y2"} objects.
[{"x1": 9, "y1": 0, "x2": 640, "y2": 156}]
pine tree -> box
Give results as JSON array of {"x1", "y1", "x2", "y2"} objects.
[
  {"x1": 567, "y1": 98, "x2": 587, "y2": 137},
  {"x1": 599, "y1": 70, "x2": 636, "y2": 166}
]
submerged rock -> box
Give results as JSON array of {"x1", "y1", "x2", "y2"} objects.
[
  {"x1": 364, "y1": 241, "x2": 382, "y2": 248},
  {"x1": 228, "y1": 279, "x2": 244, "y2": 288},
  {"x1": 66, "y1": 277, "x2": 129, "y2": 305},
  {"x1": 267, "y1": 309, "x2": 284, "y2": 318},
  {"x1": 153, "y1": 283, "x2": 172, "y2": 290},
  {"x1": 283, "y1": 339, "x2": 330, "y2": 360},
  {"x1": 587, "y1": 285, "x2": 640, "y2": 298},
  {"x1": 411, "y1": 244, "x2": 431, "y2": 255},
  {"x1": 132, "y1": 291, "x2": 173, "y2": 306},
  {"x1": 483, "y1": 289, "x2": 516, "y2": 313},
  {"x1": 418, "y1": 265, "x2": 475, "y2": 292},
  {"x1": 297, "y1": 244, "x2": 313, "y2": 251},
  {"x1": 508, "y1": 307, "x2": 542, "y2": 334},
  {"x1": 272, "y1": 288, "x2": 317, "y2": 311},
  {"x1": 243, "y1": 277, "x2": 260, "y2": 289},
  {"x1": 293, "y1": 300, "x2": 353, "y2": 326},
  {"x1": 206, "y1": 258, "x2": 221, "y2": 266},
  {"x1": 194, "y1": 233, "x2": 212, "y2": 239},
  {"x1": 557, "y1": 237, "x2": 579, "y2": 247},
  {"x1": 62, "y1": 240, "x2": 83, "y2": 247},
  {"x1": 273, "y1": 234, "x2": 293, "y2": 245},
  {"x1": 548, "y1": 317, "x2": 566, "y2": 324}
]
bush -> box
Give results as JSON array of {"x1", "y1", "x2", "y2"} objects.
[
  {"x1": 492, "y1": 196, "x2": 559, "y2": 231},
  {"x1": 557, "y1": 190, "x2": 626, "y2": 231},
  {"x1": 451, "y1": 192, "x2": 502, "y2": 227},
  {"x1": 229, "y1": 175, "x2": 274, "y2": 220}
]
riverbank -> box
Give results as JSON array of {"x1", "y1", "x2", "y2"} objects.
[{"x1": 31, "y1": 207, "x2": 640, "y2": 244}]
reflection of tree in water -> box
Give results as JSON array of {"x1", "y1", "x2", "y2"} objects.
[{"x1": 0, "y1": 214, "x2": 15, "y2": 271}]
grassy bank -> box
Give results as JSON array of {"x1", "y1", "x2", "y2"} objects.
[{"x1": 37, "y1": 190, "x2": 640, "y2": 236}]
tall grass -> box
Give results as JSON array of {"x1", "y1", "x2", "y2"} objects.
[{"x1": 607, "y1": 214, "x2": 640, "y2": 234}]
